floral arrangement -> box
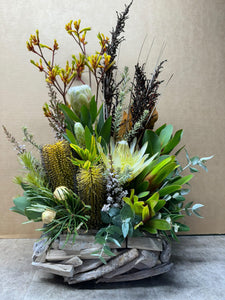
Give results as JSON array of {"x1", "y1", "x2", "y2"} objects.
[{"x1": 4, "y1": 1, "x2": 212, "y2": 264}]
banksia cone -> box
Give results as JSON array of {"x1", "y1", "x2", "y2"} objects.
[
  {"x1": 77, "y1": 165, "x2": 105, "y2": 229},
  {"x1": 41, "y1": 141, "x2": 75, "y2": 191}
]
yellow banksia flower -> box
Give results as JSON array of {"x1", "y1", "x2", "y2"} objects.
[
  {"x1": 77, "y1": 165, "x2": 105, "y2": 229},
  {"x1": 41, "y1": 141, "x2": 75, "y2": 191}
]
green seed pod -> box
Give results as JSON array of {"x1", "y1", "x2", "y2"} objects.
[
  {"x1": 74, "y1": 122, "x2": 85, "y2": 147},
  {"x1": 68, "y1": 85, "x2": 92, "y2": 117}
]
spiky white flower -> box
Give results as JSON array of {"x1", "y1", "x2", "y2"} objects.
[{"x1": 98, "y1": 138, "x2": 158, "y2": 183}]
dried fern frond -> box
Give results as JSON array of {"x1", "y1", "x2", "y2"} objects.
[{"x1": 41, "y1": 141, "x2": 75, "y2": 191}]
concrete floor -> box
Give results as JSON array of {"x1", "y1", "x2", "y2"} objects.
[{"x1": 0, "y1": 236, "x2": 224, "y2": 300}]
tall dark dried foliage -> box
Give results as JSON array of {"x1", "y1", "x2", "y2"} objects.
[{"x1": 101, "y1": 1, "x2": 133, "y2": 119}]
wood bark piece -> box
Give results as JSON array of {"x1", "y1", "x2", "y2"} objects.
[
  {"x1": 32, "y1": 262, "x2": 74, "y2": 277},
  {"x1": 127, "y1": 236, "x2": 163, "y2": 251},
  {"x1": 62, "y1": 256, "x2": 83, "y2": 267},
  {"x1": 97, "y1": 254, "x2": 145, "y2": 282},
  {"x1": 135, "y1": 250, "x2": 159, "y2": 269},
  {"x1": 51, "y1": 238, "x2": 60, "y2": 250},
  {"x1": 97, "y1": 262, "x2": 173, "y2": 283},
  {"x1": 46, "y1": 249, "x2": 74, "y2": 261},
  {"x1": 59, "y1": 234, "x2": 95, "y2": 251},
  {"x1": 73, "y1": 259, "x2": 105, "y2": 275},
  {"x1": 68, "y1": 248, "x2": 139, "y2": 284},
  {"x1": 78, "y1": 248, "x2": 120, "y2": 260},
  {"x1": 59, "y1": 234, "x2": 126, "y2": 252},
  {"x1": 32, "y1": 237, "x2": 51, "y2": 262},
  {"x1": 160, "y1": 240, "x2": 171, "y2": 263}
]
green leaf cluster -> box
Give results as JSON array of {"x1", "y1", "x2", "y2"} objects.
[{"x1": 59, "y1": 96, "x2": 112, "y2": 150}]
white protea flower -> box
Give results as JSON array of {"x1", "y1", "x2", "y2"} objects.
[
  {"x1": 68, "y1": 85, "x2": 92, "y2": 116},
  {"x1": 98, "y1": 138, "x2": 158, "y2": 184}
]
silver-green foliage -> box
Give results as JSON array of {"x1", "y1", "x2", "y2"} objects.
[{"x1": 112, "y1": 66, "x2": 131, "y2": 139}]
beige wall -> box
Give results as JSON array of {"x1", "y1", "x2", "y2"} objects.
[{"x1": 0, "y1": 0, "x2": 224, "y2": 238}]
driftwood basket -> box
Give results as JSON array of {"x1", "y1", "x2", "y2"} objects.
[{"x1": 32, "y1": 233, "x2": 173, "y2": 284}]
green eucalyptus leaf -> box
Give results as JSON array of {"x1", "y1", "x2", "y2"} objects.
[
  {"x1": 180, "y1": 189, "x2": 190, "y2": 195},
  {"x1": 173, "y1": 194, "x2": 186, "y2": 201},
  {"x1": 101, "y1": 211, "x2": 111, "y2": 224},
  {"x1": 112, "y1": 215, "x2": 122, "y2": 227},
  {"x1": 98, "y1": 256, "x2": 107, "y2": 264},
  {"x1": 200, "y1": 155, "x2": 214, "y2": 162},
  {"x1": 192, "y1": 210, "x2": 204, "y2": 218},
  {"x1": 192, "y1": 203, "x2": 204, "y2": 210},
  {"x1": 122, "y1": 221, "x2": 130, "y2": 238},
  {"x1": 176, "y1": 222, "x2": 190, "y2": 232},
  {"x1": 109, "y1": 207, "x2": 120, "y2": 217},
  {"x1": 185, "y1": 149, "x2": 190, "y2": 162},
  {"x1": 189, "y1": 167, "x2": 199, "y2": 173},
  {"x1": 107, "y1": 237, "x2": 122, "y2": 248},
  {"x1": 103, "y1": 247, "x2": 116, "y2": 257},
  {"x1": 192, "y1": 204, "x2": 204, "y2": 218},
  {"x1": 185, "y1": 201, "x2": 193, "y2": 209},
  {"x1": 198, "y1": 162, "x2": 208, "y2": 172},
  {"x1": 120, "y1": 204, "x2": 133, "y2": 220},
  {"x1": 190, "y1": 156, "x2": 200, "y2": 165}
]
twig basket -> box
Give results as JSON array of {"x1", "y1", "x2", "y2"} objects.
[{"x1": 32, "y1": 233, "x2": 173, "y2": 284}]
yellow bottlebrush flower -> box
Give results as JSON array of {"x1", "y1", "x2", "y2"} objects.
[
  {"x1": 77, "y1": 165, "x2": 105, "y2": 229},
  {"x1": 53, "y1": 186, "x2": 70, "y2": 201},
  {"x1": 42, "y1": 209, "x2": 56, "y2": 224},
  {"x1": 98, "y1": 138, "x2": 157, "y2": 183}
]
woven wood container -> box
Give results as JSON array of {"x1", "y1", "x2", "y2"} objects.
[{"x1": 32, "y1": 233, "x2": 173, "y2": 284}]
